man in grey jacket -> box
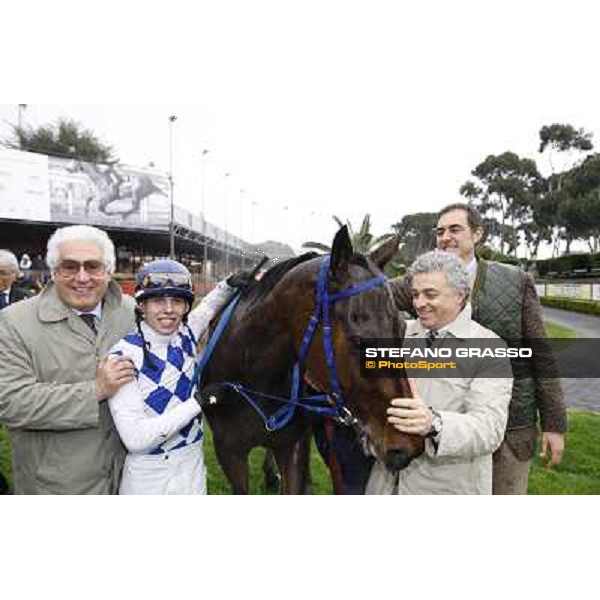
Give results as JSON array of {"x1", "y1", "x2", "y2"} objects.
[
  {"x1": 0, "y1": 225, "x2": 136, "y2": 494},
  {"x1": 367, "y1": 250, "x2": 512, "y2": 494}
]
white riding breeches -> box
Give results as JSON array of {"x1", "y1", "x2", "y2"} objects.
[{"x1": 119, "y1": 441, "x2": 206, "y2": 495}]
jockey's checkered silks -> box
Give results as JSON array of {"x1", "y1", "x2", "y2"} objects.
[
  {"x1": 106, "y1": 279, "x2": 236, "y2": 495},
  {"x1": 111, "y1": 321, "x2": 203, "y2": 454}
]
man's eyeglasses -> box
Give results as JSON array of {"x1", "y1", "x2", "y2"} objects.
[{"x1": 56, "y1": 260, "x2": 106, "y2": 277}]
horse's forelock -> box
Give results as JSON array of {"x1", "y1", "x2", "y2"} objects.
[
  {"x1": 349, "y1": 253, "x2": 371, "y2": 270},
  {"x1": 242, "y1": 252, "x2": 320, "y2": 307}
]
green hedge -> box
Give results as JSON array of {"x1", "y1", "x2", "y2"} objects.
[
  {"x1": 541, "y1": 295, "x2": 600, "y2": 315},
  {"x1": 476, "y1": 246, "x2": 521, "y2": 266},
  {"x1": 535, "y1": 252, "x2": 600, "y2": 278}
]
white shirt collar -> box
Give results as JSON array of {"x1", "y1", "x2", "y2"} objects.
[
  {"x1": 140, "y1": 320, "x2": 183, "y2": 346},
  {"x1": 73, "y1": 302, "x2": 102, "y2": 320},
  {"x1": 408, "y1": 303, "x2": 474, "y2": 339},
  {"x1": 465, "y1": 256, "x2": 477, "y2": 278}
]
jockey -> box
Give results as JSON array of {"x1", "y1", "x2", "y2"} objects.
[{"x1": 107, "y1": 259, "x2": 247, "y2": 494}]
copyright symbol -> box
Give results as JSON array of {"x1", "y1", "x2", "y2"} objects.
[{"x1": 366, "y1": 361, "x2": 376, "y2": 369}]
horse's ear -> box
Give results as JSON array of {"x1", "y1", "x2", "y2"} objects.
[
  {"x1": 330, "y1": 225, "x2": 353, "y2": 277},
  {"x1": 369, "y1": 235, "x2": 400, "y2": 271}
]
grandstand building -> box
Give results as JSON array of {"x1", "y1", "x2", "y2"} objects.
[{"x1": 0, "y1": 148, "x2": 291, "y2": 292}]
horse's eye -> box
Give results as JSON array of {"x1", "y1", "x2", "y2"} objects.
[{"x1": 350, "y1": 312, "x2": 369, "y2": 324}]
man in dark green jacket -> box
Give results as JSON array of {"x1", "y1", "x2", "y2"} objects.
[{"x1": 389, "y1": 203, "x2": 567, "y2": 494}]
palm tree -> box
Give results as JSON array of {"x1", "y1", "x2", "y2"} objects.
[{"x1": 302, "y1": 214, "x2": 395, "y2": 253}]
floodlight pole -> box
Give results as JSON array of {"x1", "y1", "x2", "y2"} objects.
[
  {"x1": 201, "y1": 148, "x2": 209, "y2": 285},
  {"x1": 17, "y1": 104, "x2": 27, "y2": 130},
  {"x1": 168, "y1": 115, "x2": 177, "y2": 259},
  {"x1": 224, "y1": 172, "x2": 231, "y2": 274},
  {"x1": 239, "y1": 188, "x2": 246, "y2": 269}
]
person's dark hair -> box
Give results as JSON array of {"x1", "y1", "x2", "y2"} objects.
[{"x1": 437, "y1": 203, "x2": 484, "y2": 233}]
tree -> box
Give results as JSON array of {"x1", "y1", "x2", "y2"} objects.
[
  {"x1": 4, "y1": 117, "x2": 117, "y2": 163},
  {"x1": 557, "y1": 153, "x2": 600, "y2": 252},
  {"x1": 392, "y1": 212, "x2": 437, "y2": 266},
  {"x1": 462, "y1": 152, "x2": 542, "y2": 256},
  {"x1": 458, "y1": 181, "x2": 482, "y2": 204},
  {"x1": 538, "y1": 123, "x2": 596, "y2": 255},
  {"x1": 539, "y1": 123, "x2": 593, "y2": 175},
  {"x1": 557, "y1": 194, "x2": 592, "y2": 253},
  {"x1": 458, "y1": 123, "x2": 599, "y2": 259},
  {"x1": 517, "y1": 191, "x2": 556, "y2": 259}
]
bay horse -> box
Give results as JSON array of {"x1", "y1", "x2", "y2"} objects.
[{"x1": 199, "y1": 226, "x2": 424, "y2": 494}]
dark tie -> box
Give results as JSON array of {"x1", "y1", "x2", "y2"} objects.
[
  {"x1": 426, "y1": 330, "x2": 438, "y2": 348},
  {"x1": 0, "y1": 293, "x2": 7, "y2": 310},
  {"x1": 79, "y1": 313, "x2": 97, "y2": 334}
]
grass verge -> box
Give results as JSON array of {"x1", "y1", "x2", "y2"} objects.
[{"x1": 1, "y1": 410, "x2": 597, "y2": 494}]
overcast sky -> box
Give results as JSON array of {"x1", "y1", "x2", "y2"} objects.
[{"x1": 2, "y1": 0, "x2": 599, "y2": 256}]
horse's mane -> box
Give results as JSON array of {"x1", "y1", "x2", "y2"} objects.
[
  {"x1": 349, "y1": 253, "x2": 370, "y2": 269},
  {"x1": 242, "y1": 252, "x2": 320, "y2": 307}
]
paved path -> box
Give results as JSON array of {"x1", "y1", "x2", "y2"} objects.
[
  {"x1": 543, "y1": 307, "x2": 600, "y2": 412},
  {"x1": 543, "y1": 307, "x2": 600, "y2": 338}
]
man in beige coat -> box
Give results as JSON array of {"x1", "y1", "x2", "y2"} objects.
[
  {"x1": 391, "y1": 203, "x2": 566, "y2": 494},
  {"x1": 0, "y1": 225, "x2": 136, "y2": 494},
  {"x1": 367, "y1": 250, "x2": 512, "y2": 494}
]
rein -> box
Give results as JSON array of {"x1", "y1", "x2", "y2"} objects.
[{"x1": 193, "y1": 255, "x2": 386, "y2": 432}]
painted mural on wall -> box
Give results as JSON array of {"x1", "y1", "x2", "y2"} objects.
[
  {"x1": 49, "y1": 157, "x2": 170, "y2": 228},
  {"x1": 0, "y1": 148, "x2": 170, "y2": 230},
  {"x1": 0, "y1": 149, "x2": 250, "y2": 253}
]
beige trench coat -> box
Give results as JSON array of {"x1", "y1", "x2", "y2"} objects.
[
  {"x1": 0, "y1": 280, "x2": 135, "y2": 494},
  {"x1": 367, "y1": 305, "x2": 512, "y2": 495}
]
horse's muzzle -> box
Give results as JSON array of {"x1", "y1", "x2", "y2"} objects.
[{"x1": 384, "y1": 448, "x2": 412, "y2": 472}]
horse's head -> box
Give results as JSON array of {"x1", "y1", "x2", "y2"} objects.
[
  {"x1": 203, "y1": 226, "x2": 424, "y2": 475},
  {"x1": 295, "y1": 226, "x2": 425, "y2": 471}
]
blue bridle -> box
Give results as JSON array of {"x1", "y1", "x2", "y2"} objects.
[{"x1": 192, "y1": 255, "x2": 387, "y2": 432}]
